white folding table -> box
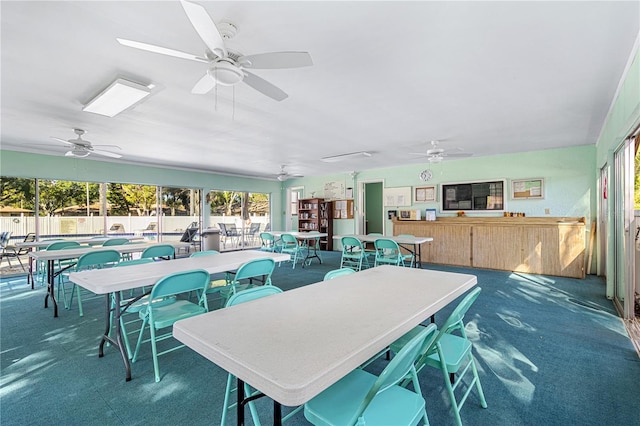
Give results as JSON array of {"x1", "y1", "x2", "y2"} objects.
[
  {"x1": 334, "y1": 234, "x2": 434, "y2": 268},
  {"x1": 173, "y1": 265, "x2": 477, "y2": 425},
  {"x1": 69, "y1": 250, "x2": 290, "y2": 381},
  {"x1": 30, "y1": 241, "x2": 190, "y2": 317},
  {"x1": 267, "y1": 231, "x2": 328, "y2": 267}
]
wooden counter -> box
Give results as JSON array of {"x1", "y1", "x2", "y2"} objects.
[{"x1": 393, "y1": 217, "x2": 586, "y2": 278}]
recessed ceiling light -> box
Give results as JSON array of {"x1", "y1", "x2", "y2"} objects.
[{"x1": 82, "y1": 78, "x2": 152, "y2": 117}]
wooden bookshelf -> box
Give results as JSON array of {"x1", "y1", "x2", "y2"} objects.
[{"x1": 298, "y1": 198, "x2": 333, "y2": 251}]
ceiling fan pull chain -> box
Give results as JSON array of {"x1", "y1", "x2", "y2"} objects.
[{"x1": 232, "y1": 85, "x2": 235, "y2": 121}]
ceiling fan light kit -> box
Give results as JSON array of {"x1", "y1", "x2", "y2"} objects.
[
  {"x1": 321, "y1": 151, "x2": 372, "y2": 163},
  {"x1": 116, "y1": 0, "x2": 312, "y2": 101},
  {"x1": 82, "y1": 78, "x2": 152, "y2": 117}
]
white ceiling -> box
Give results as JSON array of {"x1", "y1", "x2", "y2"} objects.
[{"x1": 1, "y1": 1, "x2": 638, "y2": 180}]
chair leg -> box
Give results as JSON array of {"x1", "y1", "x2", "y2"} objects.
[
  {"x1": 132, "y1": 316, "x2": 149, "y2": 363},
  {"x1": 149, "y1": 325, "x2": 161, "y2": 382}
]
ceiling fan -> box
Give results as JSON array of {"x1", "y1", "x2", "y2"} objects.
[
  {"x1": 276, "y1": 165, "x2": 303, "y2": 181},
  {"x1": 49, "y1": 129, "x2": 122, "y2": 159},
  {"x1": 117, "y1": 0, "x2": 313, "y2": 101},
  {"x1": 410, "y1": 140, "x2": 473, "y2": 164}
]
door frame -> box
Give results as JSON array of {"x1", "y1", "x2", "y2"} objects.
[{"x1": 357, "y1": 179, "x2": 384, "y2": 235}]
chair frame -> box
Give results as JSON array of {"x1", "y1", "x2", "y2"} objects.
[
  {"x1": 340, "y1": 236, "x2": 371, "y2": 271},
  {"x1": 374, "y1": 238, "x2": 414, "y2": 267},
  {"x1": 69, "y1": 249, "x2": 121, "y2": 317},
  {"x1": 132, "y1": 269, "x2": 211, "y2": 382}
]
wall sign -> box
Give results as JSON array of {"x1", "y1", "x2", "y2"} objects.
[{"x1": 511, "y1": 178, "x2": 544, "y2": 199}]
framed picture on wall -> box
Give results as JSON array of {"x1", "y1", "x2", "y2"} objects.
[
  {"x1": 511, "y1": 178, "x2": 544, "y2": 199},
  {"x1": 414, "y1": 185, "x2": 437, "y2": 203}
]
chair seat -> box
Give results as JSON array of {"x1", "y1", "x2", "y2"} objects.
[
  {"x1": 140, "y1": 300, "x2": 207, "y2": 329},
  {"x1": 123, "y1": 295, "x2": 177, "y2": 313},
  {"x1": 425, "y1": 333, "x2": 472, "y2": 373},
  {"x1": 304, "y1": 369, "x2": 425, "y2": 426}
]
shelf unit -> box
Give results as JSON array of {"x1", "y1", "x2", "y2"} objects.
[{"x1": 298, "y1": 198, "x2": 333, "y2": 251}]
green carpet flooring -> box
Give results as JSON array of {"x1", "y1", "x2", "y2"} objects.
[{"x1": 1, "y1": 251, "x2": 639, "y2": 425}]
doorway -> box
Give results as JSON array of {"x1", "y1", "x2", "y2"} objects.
[
  {"x1": 358, "y1": 181, "x2": 383, "y2": 235},
  {"x1": 287, "y1": 186, "x2": 303, "y2": 232}
]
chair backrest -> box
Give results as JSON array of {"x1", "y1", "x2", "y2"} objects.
[
  {"x1": 264, "y1": 223, "x2": 271, "y2": 232},
  {"x1": 438, "y1": 287, "x2": 482, "y2": 337},
  {"x1": 116, "y1": 258, "x2": 155, "y2": 267},
  {"x1": 374, "y1": 238, "x2": 400, "y2": 253},
  {"x1": 323, "y1": 268, "x2": 356, "y2": 280},
  {"x1": 150, "y1": 269, "x2": 211, "y2": 308},
  {"x1": 0, "y1": 231, "x2": 10, "y2": 248},
  {"x1": 260, "y1": 232, "x2": 275, "y2": 243},
  {"x1": 349, "y1": 324, "x2": 438, "y2": 425},
  {"x1": 76, "y1": 249, "x2": 121, "y2": 271},
  {"x1": 141, "y1": 244, "x2": 175, "y2": 260},
  {"x1": 280, "y1": 233, "x2": 298, "y2": 247},
  {"x1": 16, "y1": 233, "x2": 37, "y2": 254},
  {"x1": 234, "y1": 258, "x2": 276, "y2": 284},
  {"x1": 414, "y1": 287, "x2": 482, "y2": 371},
  {"x1": 190, "y1": 250, "x2": 219, "y2": 257},
  {"x1": 225, "y1": 285, "x2": 283, "y2": 307},
  {"x1": 248, "y1": 223, "x2": 261, "y2": 234},
  {"x1": 218, "y1": 223, "x2": 230, "y2": 236},
  {"x1": 102, "y1": 238, "x2": 130, "y2": 246},
  {"x1": 341, "y1": 236, "x2": 364, "y2": 251},
  {"x1": 180, "y1": 228, "x2": 198, "y2": 243},
  {"x1": 46, "y1": 241, "x2": 81, "y2": 251},
  {"x1": 367, "y1": 233, "x2": 383, "y2": 236}
]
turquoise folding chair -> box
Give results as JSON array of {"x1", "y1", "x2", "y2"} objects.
[
  {"x1": 259, "y1": 232, "x2": 280, "y2": 253},
  {"x1": 374, "y1": 238, "x2": 414, "y2": 267},
  {"x1": 220, "y1": 285, "x2": 284, "y2": 426},
  {"x1": 339, "y1": 236, "x2": 371, "y2": 271},
  {"x1": 132, "y1": 269, "x2": 210, "y2": 382},
  {"x1": 44, "y1": 241, "x2": 82, "y2": 308},
  {"x1": 190, "y1": 250, "x2": 229, "y2": 307},
  {"x1": 109, "y1": 257, "x2": 160, "y2": 359},
  {"x1": 280, "y1": 233, "x2": 305, "y2": 269},
  {"x1": 323, "y1": 267, "x2": 356, "y2": 281},
  {"x1": 304, "y1": 324, "x2": 438, "y2": 426},
  {"x1": 218, "y1": 257, "x2": 276, "y2": 307},
  {"x1": 102, "y1": 237, "x2": 130, "y2": 246},
  {"x1": 68, "y1": 249, "x2": 121, "y2": 317},
  {"x1": 141, "y1": 244, "x2": 175, "y2": 261},
  {"x1": 391, "y1": 287, "x2": 487, "y2": 426}
]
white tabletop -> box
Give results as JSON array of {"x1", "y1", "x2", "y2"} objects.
[
  {"x1": 69, "y1": 250, "x2": 290, "y2": 294},
  {"x1": 173, "y1": 265, "x2": 476, "y2": 406},
  {"x1": 268, "y1": 231, "x2": 328, "y2": 239},
  {"x1": 17, "y1": 236, "x2": 144, "y2": 249},
  {"x1": 29, "y1": 241, "x2": 190, "y2": 263},
  {"x1": 333, "y1": 234, "x2": 433, "y2": 244}
]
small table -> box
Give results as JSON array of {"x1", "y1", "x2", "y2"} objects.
[
  {"x1": 29, "y1": 241, "x2": 189, "y2": 318},
  {"x1": 173, "y1": 266, "x2": 477, "y2": 425},
  {"x1": 333, "y1": 234, "x2": 433, "y2": 268},
  {"x1": 69, "y1": 250, "x2": 291, "y2": 382},
  {"x1": 268, "y1": 231, "x2": 328, "y2": 267}
]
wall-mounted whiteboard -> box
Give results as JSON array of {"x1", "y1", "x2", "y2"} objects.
[{"x1": 383, "y1": 186, "x2": 412, "y2": 206}]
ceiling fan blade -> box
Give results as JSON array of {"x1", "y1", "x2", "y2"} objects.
[
  {"x1": 92, "y1": 144, "x2": 122, "y2": 150},
  {"x1": 91, "y1": 149, "x2": 123, "y2": 159},
  {"x1": 408, "y1": 152, "x2": 429, "y2": 156},
  {"x1": 51, "y1": 137, "x2": 74, "y2": 146},
  {"x1": 64, "y1": 151, "x2": 75, "y2": 157},
  {"x1": 242, "y1": 71, "x2": 288, "y2": 101},
  {"x1": 180, "y1": 0, "x2": 226, "y2": 57},
  {"x1": 191, "y1": 73, "x2": 216, "y2": 94},
  {"x1": 239, "y1": 51, "x2": 313, "y2": 69},
  {"x1": 117, "y1": 38, "x2": 208, "y2": 63},
  {"x1": 444, "y1": 153, "x2": 473, "y2": 157}
]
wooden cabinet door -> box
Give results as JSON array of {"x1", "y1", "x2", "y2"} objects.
[
  {"x1": 472, "y1": 225, "x2": 523, "y2": 271},
  {"x1": 424, "y1": 224, "x2": 472, "y2": 267},
  {"x1": 522, "y1": 226, "x2": 584, "y2": 278}
]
